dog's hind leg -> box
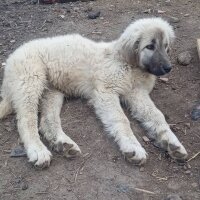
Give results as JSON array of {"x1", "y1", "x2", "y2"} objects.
[
  {"x1": 11, "y1": 71, "x2": 52, "y2": 168},
  {"x1": 39, "y1": 89, "x2": 81, "y2": 159},
  {"x1": 0, "y1": 80, "x2": 13, "y2": 119},
  {"x1": 125, "y1": 92, "x2": 188, "y2": 162},
  {"x1": 0, "y1": 97, "x2": 12, "y2": 119}
]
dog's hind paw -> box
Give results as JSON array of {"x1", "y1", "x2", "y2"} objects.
[
  {"x1": 53, "y1": 141, "x2": 81, "y2": 159},
  {"x1": 52, "y1": 134, "x2": 81, "y2": 159}
]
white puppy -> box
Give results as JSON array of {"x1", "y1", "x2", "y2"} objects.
[{"x1": 0, "y1": 18, "x2": 188, "y2": 168}]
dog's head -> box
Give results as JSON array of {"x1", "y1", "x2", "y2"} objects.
[{"x1": 118, "y1": 18, "x2": 175, "y2": 76}]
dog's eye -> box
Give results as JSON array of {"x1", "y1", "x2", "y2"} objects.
[
  {"x1": 146, "y1": 44, "x2": 155, "y2": 50},
  {"x1": 167, "y1": 48, "x2": 170, "y2": 54}
]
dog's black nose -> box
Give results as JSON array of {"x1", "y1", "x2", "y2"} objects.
[{"x1": 163, "y1": 65, "x2": 172, "y2": 73}]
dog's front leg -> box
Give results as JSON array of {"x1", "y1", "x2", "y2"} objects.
[
  {"x1": 125, "y1": 91, "x2": 188, "y2": 161},
  {"x1": 91, "y1": 91, "x2": 147, "y2": 165}
]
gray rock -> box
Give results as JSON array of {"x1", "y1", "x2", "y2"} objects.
[
  {"x1": 169, "y1": 17, "x2": 180, "y2": 23},
  {"x1": 165, "y1": 0, "x2": 171, "y2": 6},
  {"x1": 185, "y1": 170, "x2": 191, "y2": 175},
  {"x1": 167, "y1": 181, "x2": 182, "y2": 190},
  {"x1": 31, "y1": 0, "x2": 38, "y2": 4},
  {"x1": 10, "y1": 145, "x2": 27, "y2": 157},
  {"x1": 88, "y1": 11, "x2": 100, "y2": 19},
  {"x1": 191, "y1": 103, "x2": 200, "y2": 120},
  {"x1": 21, "y1": 182, "x2": 28, "y2": 190},
  {"x1": 143, "y1": 9, "x2": 151, "y2": 14},
  {"x1": 116, "y1": 184, "x2": 129, "y2": 193},
  {"x1": 81, "y1": 0, "x2": 95, "y2": 1},
  {"x1": 177, "y1": 51, "x2": 192, "y2": 65},
  {"x1": 191, "y1": 182, "x2": 198, "y2": 188},
  {"x1": 165, "y1": 194, "x2": 182, "y2": 200},
  {"x1": 73, "y1": 7, "x2": 80, "y2": 12}
]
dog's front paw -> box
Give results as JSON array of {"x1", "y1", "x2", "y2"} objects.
[
  {"x1": 168, "y1": 143, "x2": 188, "y2": 162},
  {"x1": 154, "y1": 138, "x2": 188, "y2": 162},
  {"x1": 121, "y1": 144, "x2": 147, "y2": 166},
  {"x1": 27, "y1": 143, "x2": 52, "y2": 169},
  {"x1": 52, "y1": 135, "x2": 81, "y2": 159}
]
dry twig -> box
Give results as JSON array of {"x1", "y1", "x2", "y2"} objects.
[
  {"x1": 134, "y1": 187, "x2": 156, "y2": 195},
  {"x1": 74, "y1": 153, "x2": 93, "y2": 183},
  {"x1": 187, "y1": 151, "x2": 200, "y2": 162}
]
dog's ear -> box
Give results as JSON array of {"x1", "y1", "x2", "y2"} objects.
[{"x1": 126, "y1": 38, "x2": 140, "y2": 66}]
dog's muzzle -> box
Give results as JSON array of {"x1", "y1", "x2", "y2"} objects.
[
  {"x1": 145, "y1": 64, "x2": 172, "y2": 76},
  {"x1": 144, "y1": 50, "x2": 172, "y2": 76}
]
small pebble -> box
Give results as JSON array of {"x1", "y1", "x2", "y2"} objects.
[
  {"x1": 184, "y1": 123, "x2": 190, "y2": 128},
  {"x1": 159, "y1": 77, "x2": 169, "y2": 83},
  {"x1": 21, "y1": 182, "x2": 28, "y2": 190},
  {"x1": 158, "y1": 154, "x2": 162, "y2": 161},
  {"x1": 15, "y1": 177, "x2": 22, "y2": 184},
  {"x1": 10, "y1": 146, "x2": 27, "y2": 157},
  {"x1": 139, "y1": 167, "x2": 145, "y2": 172},
  {"x1": 142, "y1": 136, "x2": 150, "y2": 143},
  {"x1": 169, "y1": 17, "x2": 180, "y2": 23},
  {"x1": 112, "y1": 156, "x2": 120, "y2": 162},
  {"x1": 172, "y1": 166, "x2": 179, "y2": 173},
  {"x1": 191, "y1": 103, "x2": 200, "y2": 120},
  {"x1": 116, "y1": 184, "x2": 129, "y2": 193},
  {"x1": 91, "y1": 31, "x2": 102, "y2": 35},
  {"x1": 42, "y1": 28, "x2": 48, "y2": 32},
  {"x1": 88, "y1": 11, "x2": 101, "y2": 19},
  {"x1": 157, "y1": 10, "x2": 166, "y2": 14},
  {"x1": 165, "y1": 194, "x2": 182, "y2": 200},
  {"x1": 165, "y1": 0, "x2": 171, "y2": 6},
  {"x1": 186, "y1": 163, "x2": 191, "y2": 169},
  {"x1": 143, "y1": 9, "x2": 151, "y2": 14},
  {"x1": 191, "y1": 183, "x2": 198, "y2": 188},
  {"x1": 59, "y1": 15, "x2": 65, "y2": 19},
  {"x1": 177, "y1": 51, "x2": 192, "y2": 66},
  {"x1": 167, "y1": 181, "x2": 181, "y2": 190},
  {"x1": 73, "y1": 7, "x2": 80, "y2": 12},
  {"x1": 183, "y1": 165, "x2": 187, "y2": 170},
  {"x1": 84, "y1": 6, "x2": 92, "y2": 12},
  {"x1": 171, "y1": 86, "x2": 176, "y2": 90},
  {"x1": 185, "y1": 170, "x2": 191, "y2": 175},
  {"x1": 31, "y1": 0, "x2": 38, "y2": 4},
  {"x1": 46, "y1": 19, "x2": 53, "y2": 23},
  {"x1": 39, "y1": 0, "x2": 55, "y2": 3}
]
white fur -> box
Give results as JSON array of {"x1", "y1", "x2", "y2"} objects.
[{"x1": 0, "y1": 17, "x2": 187, "y2": 167}]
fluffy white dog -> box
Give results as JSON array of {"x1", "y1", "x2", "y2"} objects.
[{"x1": 0, "y1": 18, "x2": 188, "y2": 168}]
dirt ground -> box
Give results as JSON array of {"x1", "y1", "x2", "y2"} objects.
[{"x1": 0, "y1": 0, "x2": 200, "y2": 199}]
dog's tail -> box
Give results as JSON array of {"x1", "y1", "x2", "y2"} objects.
[{"x1": 0, "y1": 97, "x2": 12, "y2": 119}]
